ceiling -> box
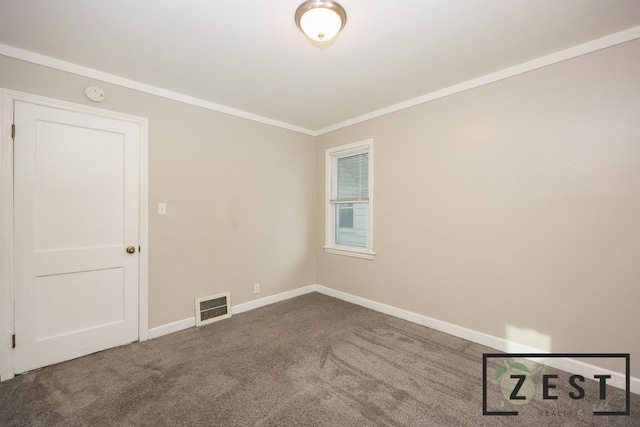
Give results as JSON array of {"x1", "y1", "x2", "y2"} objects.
[{"x1": 1, "y1": 1, "x2": 640, "y2": 134}]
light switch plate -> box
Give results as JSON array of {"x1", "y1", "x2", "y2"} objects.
[{"x1": 158, "y1": 203, "x2": 167, "y2": 215}]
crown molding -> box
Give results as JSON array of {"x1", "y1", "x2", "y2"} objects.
[
  {"x1": 316, "y1": 25, "x2": 640, "y2": 135},
  {"x1": 2, "y1": 24, "x2": 639, "y2": 138},
  {"x1": 0, "y1": 43, "x2": 316, "y2": 136}
]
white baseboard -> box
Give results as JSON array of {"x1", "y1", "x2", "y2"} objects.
[
  {"x1": 148, "y1": 285, "x2": 318, "y2": 339},
  {"x1": 314, "y1": 285, "x2": 640, "y2": 395},
  {"x1": 147, "y1": 284, "x2": 638, "y2": 395},
  {"x1": 148, "y1": 316, "x2": 195, "y2": 339},
  {"x1": 231, "y1": 285, "x2": 317, "y2": 315}
]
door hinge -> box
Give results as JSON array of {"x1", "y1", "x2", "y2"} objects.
[
  {"x1": 12, "y1": 334, "x2": 15, "y2": 349},
  {"x1": 11, "y1": 124, "x2": 15, "y2": 139}
]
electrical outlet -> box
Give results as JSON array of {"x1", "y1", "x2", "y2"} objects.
[{"x1": 253, "y1": 283, "x2": 260, "y2": 294}]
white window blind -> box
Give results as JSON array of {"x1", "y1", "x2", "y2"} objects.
[{"x1": 334, "y1": 153, "x2": 369, "y2": 202}]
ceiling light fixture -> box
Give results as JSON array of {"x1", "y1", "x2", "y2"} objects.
[{"x1": 295, "y1": 0, "x2": 347, "y2": 44}]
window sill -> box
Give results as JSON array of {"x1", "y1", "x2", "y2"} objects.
[{"x1": 324, "y1": 246, "x2": 376, "y2": 260}]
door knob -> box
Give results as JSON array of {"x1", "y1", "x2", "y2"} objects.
[{"x1": 126, "y1": 246, "x2": 136, "y2": 254}]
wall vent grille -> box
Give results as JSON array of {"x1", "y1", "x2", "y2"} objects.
[{"x1": 195, "y1": 292, "x2": 231, "y2": 326}]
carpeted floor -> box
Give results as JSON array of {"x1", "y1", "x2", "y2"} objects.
[{"x1": 0, "y1": 292, "x2": 637, "y2": 426}]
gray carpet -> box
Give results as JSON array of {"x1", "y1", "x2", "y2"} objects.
[{"x1": 0, "y1": 292, "x2": 637, "y2": 426}]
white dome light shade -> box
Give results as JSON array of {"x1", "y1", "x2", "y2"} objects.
[
  {"x1": 300, "y1": 8, "x2": 341, "y2": 41},
  {"x1": 295, "y1": 1, "x2": 347, "y2": 43}
]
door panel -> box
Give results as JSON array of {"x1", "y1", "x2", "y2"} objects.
[
  {"x1": 35, "y1": 121, "x2": 125, "y2": 250},
  {"x1": 14, "y1": 101, "x2": 140, "y2": 373},
  {"x1": 36, "y1": 267, "x2": 125, "y2": 340}
]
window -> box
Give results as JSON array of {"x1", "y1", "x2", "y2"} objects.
[{"x1": 325, "y1": 139, "x2": 374, "y2": 259}]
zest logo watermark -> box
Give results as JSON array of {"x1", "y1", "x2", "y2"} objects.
[{"x1": 482, "y1": 353, "x2": 630, "y2": 416}]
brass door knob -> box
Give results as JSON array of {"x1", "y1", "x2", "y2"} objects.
[{"x1": 126, "y1": 246, "x2": 136, "y2": 254}]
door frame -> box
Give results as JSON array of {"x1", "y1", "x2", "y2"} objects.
[{"x1": 0, "y1": 89, "x2": 149, "y2": 381}]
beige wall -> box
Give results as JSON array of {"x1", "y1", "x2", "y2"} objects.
[
  {"x1": 0, "y1": 55, "x2": 317, "y2": 328},
  {"x1": 316, "y1": 39, "x2": 640, "y2": 376},
  {"x1": 2, "y1": 38, "x2": 639, "y2": 377}
]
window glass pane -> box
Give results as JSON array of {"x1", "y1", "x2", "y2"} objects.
[
  {"x1": 336, "y1": 203, "x2": 367, "y2": 247},
  {"x1": 337, "y1": 153, "x2": 368, "y2": 200},
  {"x1": 338, "y1": 204, "x2": 354, "y2": 229}
]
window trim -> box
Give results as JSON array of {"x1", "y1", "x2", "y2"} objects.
[{"x1": 324, "y1": 139, "x2": 375, "y2": 260}]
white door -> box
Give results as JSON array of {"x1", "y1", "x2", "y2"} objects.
[{"x1": 13, "y1": 100, "x2": 140, "y2": 373}]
